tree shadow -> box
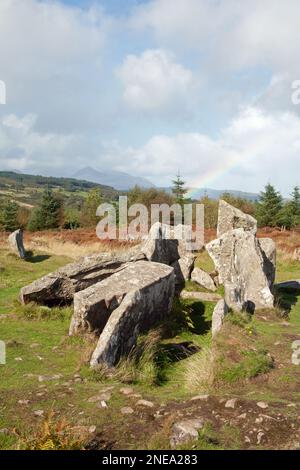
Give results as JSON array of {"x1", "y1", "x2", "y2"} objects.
[{"x1": 25, "y1": 251, "x2": 50, "y2": 263}]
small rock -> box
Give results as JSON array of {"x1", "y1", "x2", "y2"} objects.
[
  {"x1": 34, "y1": 410, "x2": 44, "y2": 417},
  {"x1": 190, "y1": 394, "x2": 209, "y2": 402},
  {"x1": 225, "y1": 398, "x2": 238, "y2": 409},
  {"x1": 137, "y1": 399, "x2": 154, "y2": 408},
  {"x1": 18, "y1": 399, "x2": 30, "y2": 405},
  {"x1": 30, "y1": 343, "x2": 39, "y2": 349},
  {"x1": 128, "y1": 393, "x2": 142, "y2": 399},
  {"x1": 237, "y1": 413, "x2": 247, "y2": 419},
  {"x1": 121, "y1": 407, "x2": 134, "y2": 415},
  {"x1": 244, "y1": 436, "x2": 251, "y2": 443},
  {"x1": 120, "y1": 387, "x2": 134, "y2": 396},
  {"x1": 97, "y1": 401, "x2": 108, "y2": 409},
  {"x1": 38, "y1": 374, "x2": 62, "y2": 382},
  {"x1": 0, "y1": 428, "x2": 9, "y2": 435},
  {"x1": 88, "y1": 425, "x2": 97, "y2": 434},
  {"x1": 14, "y1": 357, "x2": 23, "y2": 362},
  {"x1": 255, "y1": 417, "x2": 263, "y2": 424},
  {"x1": 170, "y1": 419, "x2": 204, "y2": 448},
  {"x1": 257, "y1": 431, "x2": 265, "y2": 445},
  {"x1": 257, "y1": 402, "x2": 268, "y2": 409}
]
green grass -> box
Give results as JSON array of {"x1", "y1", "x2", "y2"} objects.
[{"x1": 1, "y1": 244, "x2": 300, "y2": 449}]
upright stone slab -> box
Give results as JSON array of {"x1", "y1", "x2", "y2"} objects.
[
  {"x1": 207, "y1": 229, "x2": 274, "y2": 312},
  {"x1": 20, "y1": 248, "x2": 145, "y2": 306},
  {"x1": 212, "y1": 299, "x2": 229, "y2": 337},
  {"x1": 217, "y1": 200, "x2": 257, "y2": 237},
  {"x1": 80, "y1": 261, "x2": 175, "y2": 367},
  {"x1": 8, "y1": 229, "x2": 26, "y2": 259}
]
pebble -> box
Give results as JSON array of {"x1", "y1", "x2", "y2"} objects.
[
  {"x1": 225, "y1": 398, "x2": 238, "y2": 409},
  {"x1": 257, "y1": 431, "x2": 265, "y2": 445},
  {"x1": 18, "y1": 399, "x2": 30, "y2": 405},
  {"x1": 120, "y1": 387, "x2": 134, "y2": 396},
  {"x1": 89, "y1": 425, "x2": 97, "y2": 434},
  {"x1": 14, "y1": 357, "x2": 23, "y2": 362},
  {"x1": 257, "y1": 402, "x2": 268, "y2": 409},
  {"x1": 121, "y1": 407, "x2": 134, "y2": 415},
  {"x1": 34, "y1": 410, "x2": 44, "y2": 417},
  {"x1": 191, "y1": 394, "x2": 209, "y2": 402},
  {"x1": 137, "y1": 399, "x2": 154, "y2": 408}
]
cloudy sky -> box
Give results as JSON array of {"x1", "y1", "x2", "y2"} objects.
[{"x1": 0, "y1": 0, "x2": 300, "y2": 195}]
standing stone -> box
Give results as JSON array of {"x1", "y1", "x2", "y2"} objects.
[
  {"x1": 212, "y1": 299, "x2": 229, "y2": 337},
  {"x1": 8, "y1": 229, "x2": 26, "y2": 259},
  {"x1": 217, "y1": 200, "x2": 257, "y2": 237},
  {"x1": 207, "y1": 229, "x2": 274, "y2": 312},
  {"x1": 258, "y1": 238, "x2": 276, "y2": 288},
  {"x1": 20, "y1": 248, "x2": 145, "y2": 306},
  {"x1": 191, "y1": 267, "x2": 217, "y2": 292},
  {"x1": 88, "y1": 261, "x2": 175, "y2": 367}
]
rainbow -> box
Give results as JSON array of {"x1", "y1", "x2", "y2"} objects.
[{"x1": 185, "y1": 151, "x2": 241, "y2": 200}]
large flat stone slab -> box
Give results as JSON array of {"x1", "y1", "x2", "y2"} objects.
[
  {"x1": 20, "y1": 248, "x2": 145, "y2": 306},
  {"x1": 83, "y1": 261, "x2": 175, "y2": 366}
]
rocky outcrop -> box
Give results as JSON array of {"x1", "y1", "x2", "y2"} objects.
[
  {"x1": 191, "y1": 267, "x2": 217, "y2": 292},
  {"x1": 86, "y1": 261, "x2": 175, "y2": 367},
  {"x1": 217, "y1": 200, "x2": 257, "y2": 237},
  {"x1": 258, "y1": 238, "x2": 276, "y2": 288},
  {"x1": 20, "y1": 248, "x2": 145, "y2": 306},
  {"x1": 8, "y1": 229, "x2": 26, "y2": 259},
  {"x1": 212, "y1": 299, "x2": 229, "y2": 337}
]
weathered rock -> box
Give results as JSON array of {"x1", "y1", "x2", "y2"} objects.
[
  {"x1": 217, "y1": 200, "x2": 257, "y2": 237},
  {"x1": 191, "y1": 267, "x2": 217, "y2": 292},
  {"x1": 258, "y1": 238, "x2": 276, "y2": 288},
  {"x1": 8, "y1": 229, "x2": 26, "y2": 259},
  {"x1": 225, "y1": 398, "x2": 238, "y2": 409},
  {"x1": 171, "y1": 254, "x2": 195, "y2": 285},
  {"x1": 75, "y1": 261, "x2": 175, "y2": 367},
  {"x1": 170, "y1": 419, "x2": 204, "y2": 448},
  {"x1": 212, "y1": 299, "x2": 229, "y2": 337},
  {"x1": 292, "y1": 248, "x2": 300, "y2": 261},
  {"x1": 208, "y1": 229, "x2": 274, "y2": 312},
  {"x1": 20, "y1": 248, "x2": 145, "y2": 306},
  {"x1": 71, "y1": 260, "x2": 174, "y2": 338},
  {"x1": 140, "y1": 222, "x2": 180, "y2": 265}
]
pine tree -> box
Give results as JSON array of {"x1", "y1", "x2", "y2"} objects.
[
  {"x1": 1, "y1": 200, "x2": 19, "y2": 232},
  {"x1": 291, "y1": 186, "x2": 300, "y2": 225},
  {"x1": 28, "y1": 188, "x2": 63, "y2": 231},
  {"x1": 256, "y1": 183, "x2": 283, "y2": 227},
  {"x1": 172, "y1": 173, "x2": 187, "y2": 205}
]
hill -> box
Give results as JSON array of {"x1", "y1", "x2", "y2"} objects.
[
  {"x1": 72, "y1": 166, "x2": 154, "y2": 191},
  {"x1": 0, "y1": 171, "x2": 119, "y2": 207}
]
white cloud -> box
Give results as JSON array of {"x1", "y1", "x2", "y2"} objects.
[
  {"x1": 117, "y1": 49, "x2": 193, "y2": 112},
  {"x1": 113, "y1": 106, "x2": 300, "y2": 194},
  {"x1": 131, "y1": 0, "x2": 300, "y2": 73}
]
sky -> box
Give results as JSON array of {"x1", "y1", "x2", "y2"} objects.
[{"x1": 0, "y1": 0, "x2": 300, "y2": 195}]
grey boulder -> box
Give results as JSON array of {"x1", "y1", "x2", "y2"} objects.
[
  {"x1": 87, "y1": 261, "x2": 175, "y2": 367},
  {"x1": 191, "y1": 267, "x2": 217, "y2": 292},
  {"x1": 20, "y1": 248, "x2": 144, "y2": 306},
  {"x1": 212, "y1": 299, "x2": 229, "y2": 337}
]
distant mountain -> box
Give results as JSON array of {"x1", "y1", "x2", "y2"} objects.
[
  {"x1": 161, "y1": 187, "x2": 259, "y2": 201},
  {"x1": 72, "y1": 167, "x2": 154, "y2": 191},
  {"x1": 186, "y1": 188, "x2": 259, "y2": 201}
]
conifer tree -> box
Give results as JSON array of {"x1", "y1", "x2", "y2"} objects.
[
  {"x1": 256, "y1": 183, "x2": 282, "y2": 227},
  {"x1": 171, "y1": 173, "x2": 187, "y2": 205},
  {"x1": 28, "y1": 188, "x2": 62, "y2": 231}
]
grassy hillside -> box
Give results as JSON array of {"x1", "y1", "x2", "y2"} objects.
[
  {"x1": 0, "y1": 235, "x2": 300, "y2": 450},
  {"x1": 0, "y1": 171, "x2": 119, "y2": 208}
]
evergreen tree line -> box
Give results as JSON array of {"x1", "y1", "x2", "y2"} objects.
[{"x1": 0, "y1": 179, "x2": 299, "y2": 233}]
